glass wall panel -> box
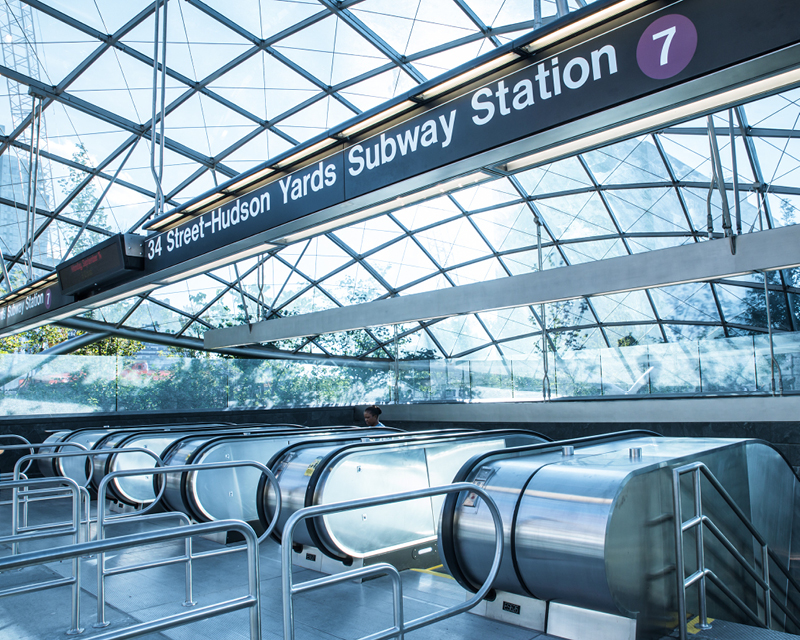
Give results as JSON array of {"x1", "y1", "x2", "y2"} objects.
[
  {"x1": 3, "y1": 329, "x2": 800, "y2": 416},
  {"x1": 754, "y1": 333, "x2": 800, "y2": 394},
  {"x1": 511, "y1": 359, "x2": 546, "y2": 400},
  {"x1": 468, "y1": 360, "x2": 514, "y2": 401},
  {"x1": 600, "y1": 345, "x2": 651, "y2": 396},
  {"x1": 553, "y1": 349, "x2": 602, "y2": 397},
  {"x1": 0, "y1": 353, "x2": 117, "y2": 415},
  {"x1": 698, "y1": 337, "x2": 757, "y2": 393},
  {"x1": 647, "y1": 341, "x2": 702, "y2": 394}
]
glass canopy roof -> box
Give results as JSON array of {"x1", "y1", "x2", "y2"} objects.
[{"x1": 1, "y1": 0, "x2": 798, "y2": 362}]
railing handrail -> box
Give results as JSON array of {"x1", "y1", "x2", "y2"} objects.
[
  {"x1": 96, "y1": 460, "x2": 282, "y2": 545},
  {"x1": 13, "y1": 446, "x2": 161, "y2": 491},
  {"x1": 0, "y1": 476, "x2": 82, "y2": 546},
  {"x1": 0, "y1": 519, "x2": 262, "y2": 640},
  {"x1": 1, "y1": 439, "x2": 87, "y2": 476},
  {"x1": 281, "y1": 481, "x2": 504, "y2": 640},
  {"x1": 673, "y1": 461, "x2": 800, "y2": 640},
  {"x1": 679, "y1": 462, "x2": 800, "y2": 597}
]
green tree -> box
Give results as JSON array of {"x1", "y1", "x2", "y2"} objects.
[
  {"x1": 618, "y1": 334, "x2": 639, "y2": 347},
  {"x1": 0, "y1": 325, "x2": 142, "y2": 355},
  {"x1": 58, "y1": 143, "x2": 110, "y2": 255}
]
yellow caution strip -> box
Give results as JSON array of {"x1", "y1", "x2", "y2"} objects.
[
  {"x1": 410, "y1": 565, "x2": 454, "y2": 580},
  {"x1": 686, "y1": 616, "x2": 714, "y2": 634}
]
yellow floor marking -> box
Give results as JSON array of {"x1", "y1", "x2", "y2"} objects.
[
  {"x1": 686, "y1": 616, "x2": 714, "y2": 634},
  {"x1": 410, "y1": 567, "x2": 454, "y2": 579}
]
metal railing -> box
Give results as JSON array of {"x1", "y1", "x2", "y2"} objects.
[
  {"x1": 94, "y1": 461, "x2": 281, "y2": 627},
  {"x1": 10, "y1": 447, "x2": 161, "y2": 549},
  {"x1": 672, "y1": 461, "x2": 800, "y2": 640},
  {"x1": 281, "y1": 482, "x2": 504, "y2": 640},
  {"x1": 0, "y1": 442, "x2": 90, "y2": 553},
  {"x1": 0, "y1": 476, "x2": 84, "y2": 634},
  {"x1": 0, "y1": 519, "x2": 262, "y2": 639},
  {"x1": 0, "y1": 434, "x2": 33, "y2": 476}
]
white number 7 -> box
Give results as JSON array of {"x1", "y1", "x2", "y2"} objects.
[{"x1": 652, "y1": 26, "x2": 677, "y2": 66}]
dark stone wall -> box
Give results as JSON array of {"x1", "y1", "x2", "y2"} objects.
[
  {"x1": 0, "y1": 407, "x2": 362, "y2": 474},
  {"x1": 390, "y1": 420, "x2": 800, "y2": 472},
  {"x1": 3, "y1": 407, "x2": 799, "y2": 473}
]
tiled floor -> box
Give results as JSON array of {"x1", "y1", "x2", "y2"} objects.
[
  {"x1": 2, "y1": 496, "x2": 794, "y2": 640},
  {"x1": 0, "y1": 497, "x2": 554, "y2": 640}
]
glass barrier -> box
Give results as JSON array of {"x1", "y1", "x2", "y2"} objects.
[{"x1": 1, "y1": 331, "x2": 798, "y2": 415}]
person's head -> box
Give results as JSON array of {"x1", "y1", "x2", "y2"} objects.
[{"x1": 364, "y1": 405, "x2": 381, "y2": 426}]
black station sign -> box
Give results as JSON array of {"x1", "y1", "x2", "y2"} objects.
[{"x1": 1, "y1": 0, "x2": 799, "y2": 332}]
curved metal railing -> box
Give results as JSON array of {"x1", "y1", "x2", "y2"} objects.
[{"x1": 281, "y1": 481, "x2": 505, "y2": 640}]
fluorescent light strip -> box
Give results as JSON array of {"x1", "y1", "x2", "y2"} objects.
[
  {"x1": 156, "y1": 243, "x2": 276, "y2": 285},
  {"x1": 225, "y1": 167, "x2": 275, "y2": 193},
  {"x1": 342, "y1": 100, "x2": 418, "y2": 139},
  {"x1": 522, "y1": 0, "x2": 652, "y2": 53},
  {"x1": 505, "y1": 67, "x2": 800, "y2": 173},
  {"x1": 418, "y1": 52, "x2": 521, "y2": 101},
  {"x1": 278, "y1": 171, "x2": 492, "y2": 244},
  {"x1": 274, "y1": 138, "x2": 339, "y2": 169}
]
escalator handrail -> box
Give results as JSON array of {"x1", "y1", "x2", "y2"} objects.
[{"x1": 440, "y1": 429, "x2": 663, "y2": 594}]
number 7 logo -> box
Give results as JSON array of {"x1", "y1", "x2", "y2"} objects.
[
  {"x1": 637, "y1": 14, "x2": 697, "y2": 80},
  {"x1": 652, "y1": 26, "x2": 677, "y2": 66}
]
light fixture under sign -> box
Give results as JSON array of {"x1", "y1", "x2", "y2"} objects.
[
  {"x1": 504, "y1": 67, "x2": 800, "y2": 174},
  {"x1": 276, "y1": 171, "x2": 492, "y2": 244}
]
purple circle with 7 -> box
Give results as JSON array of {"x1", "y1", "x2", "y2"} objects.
[{"x1": 637, "y1": 14, "x2": 698, "y2": 80}]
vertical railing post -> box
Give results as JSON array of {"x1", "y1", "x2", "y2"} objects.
[
  {"x1": 693, "y1": 469, "x2": 711, "y2": 630},
  {"x1": 762, "y1": 544, "x2": 772, "y2": 627},
  {"x1": 672, "y1": 467, "x2": 688, "y2": 640},
  {"x1": 183, "y1": 535, "x2": 196, "y2": 607}
]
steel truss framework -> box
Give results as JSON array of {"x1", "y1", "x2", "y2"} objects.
[{"x1": 0, "y1": 0, "x2": 798, "y2": 361}]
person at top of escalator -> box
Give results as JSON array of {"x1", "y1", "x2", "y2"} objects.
[{"x1": 364, "y1": 405, "x2": 385, "y2": 427}]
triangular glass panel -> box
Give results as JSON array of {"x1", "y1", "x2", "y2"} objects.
[
  {"x1": 516, "y1": 156, "x2": 593, "y2": 196},
  {"x1": 399, "y1": 273, "x2": 452, "y2": 296},
  {"x1": 339, "y1": 68, "x2": 421, "y2": 112},
  {"x1": 413, "y1": 39, "x2": 485, "y2": 79},
  {"x1": 450, "y1": 178, "x2": 520, "y2": 212},
  {"x1": 448, "y1": 257, "x2": 507, "y2": 286},
  {"x1": 605, "y1": 188, "x2": 688, "y2": 234},
  {"x1": 560, "y1": 238, "x2": 627, "y2": 265},
  {"x1": 333, "y1": 214, "x2": 405, "y2": 255},
  {"x1": 318, "y1": 263, "x2": 387, "y2": 305},
  {"x1": 478, "y1": 306, "x2": 537, "y2": 341},
  {"x1": 429, "y1": 314, "x2": 491, "y2": 357},
  {"x1": 591, "y1": 291, "x2": 655, "y2": 324},
  {"x1": 413, "y1": 217, "x2": 493, "y2": 268},
  {"x1": 536, "y1": 192, "x2": 616, "y2": 240},
  {"x1": 392, "y1": 196, "x2": 461, "y2": 231},
  {"x1": 649, "y1": 283, "x2": 719, "y2": 323},
  {"x1": 124, "y1": 298, "x2": 185, "y2": 333},
  {"x1": 278, "y1": 96, "x2": 358, "y2": 144},
  {"x1": 367, "y1": 237, "x2": 439, "y2": 289},
  {"x1": 282, "y1": 287, "x2": 338, "y2": 315},
  {"x1": 471, "y1": 203, "x2": 540, "y2": 252},
  {"x1": 582, "y1": 135, "x2": 671, "y2": 185},
  {"x1": 292, "y1": 235, "x2": 352, "y2": 281},
  {"x1": 208, "y1": 51, "x2": 319, "y2": 122},
  {"x1": 743, "y1": 89, "x2": 800, "y2": 130}
]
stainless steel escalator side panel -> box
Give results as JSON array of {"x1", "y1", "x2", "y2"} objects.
[
  {"x1": 185, "y1": 428, "x2": 397, "y2": 523},
  {"x1": 262, "y1": 430, "x2": 478, "y2": 547},
  {"x1": 276, "y1": 430, "x2": 548, "y2": 560},
  {"x1": 440, "y1": 433, "x2": 800, "y2": 636},
  {"x1": 107, "y1": 425, "x2": 311, "y2": 506},
  {"x1": 446, "y1": 434, "x2": 661, "y2": 596},
  {"x1": 36, "y1": 431, "x2": 70, "y2": 477},
  {"x1": 513, "y1": 437, "x2": 793, "y2": 622},
  {"x1": 161, "y1": 436, "x2": 210, "y2": 514},
  {"x1": 87, "y1": 423, "x2": 242, "y2": 492}
]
